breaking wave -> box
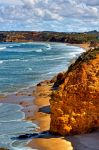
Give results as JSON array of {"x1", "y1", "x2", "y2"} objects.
[
  {"x1": 0, "y1": 47, "x2": 6, "y2": 50},
  {"x1": 0, "y1": 60, "x2": 3, "y2": 64}
]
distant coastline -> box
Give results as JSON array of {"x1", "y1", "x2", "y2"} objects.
[{"x1": 0, "y1": 31, "x2": 99, "y2": 44}]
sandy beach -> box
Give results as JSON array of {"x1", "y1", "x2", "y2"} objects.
[
  {"x1": 27, "y1": 81, "x2": 73, "y2": 150},
  {"x1": 0, "y1": 43, "x2": 99, "y2": 150},
  {"x1": 27, "y1": 80, "x2": 99, "y2": 150},
  {"x1": 0, "y1": 80, "x2": 73, "y2": 150}
]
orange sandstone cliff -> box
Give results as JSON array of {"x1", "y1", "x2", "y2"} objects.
[{"x1": 50, "y1": 48, "x2": 99, "y2": 135}]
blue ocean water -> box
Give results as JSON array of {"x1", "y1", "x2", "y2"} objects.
[
  {"x1": 0, "y1": 42, "x2": 85, "y2": 150},
  {"x1": 0, "y1": 42, "x2": 84, "y2": 94},
  {"x1": 0, "y1": 103, "x2": 38, "y2": 150}
]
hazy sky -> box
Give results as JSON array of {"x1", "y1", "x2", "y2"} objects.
[{"x1": 0, "y1": 0, "x2": 99, "y2": 32}]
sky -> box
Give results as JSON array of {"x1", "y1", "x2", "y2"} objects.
[{"x1": 0, "y1": 0, "x2": 99, "y2": 32}]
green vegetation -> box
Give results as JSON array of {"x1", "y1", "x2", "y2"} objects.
[
  {"x1": 0, "y1": 31, "x2": 99, "y2": 44},
  {"x1": 77, "y1": 48, "x2": 99, "y2": 62},
  {"x1": 68, "y1": 47, "x2": 99, "y2": 73}
]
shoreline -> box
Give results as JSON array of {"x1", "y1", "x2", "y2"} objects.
[
  {"x1": 0, "y1": 43, "x2": 98, "y2": 150},
  {"x1": 67, "y1": 43, "x2": 90, "y2": 51},
  {"x1": 27, "y1": 81, "x2": 74, "y2": 150},
  {"x1": 27, "y1": 43, "x2": 99, "y2": 150},
  {"x1": 26, "y1": 43, "x2": 90, "y2": 150}
]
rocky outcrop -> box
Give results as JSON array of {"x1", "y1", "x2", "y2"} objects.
[{"x1": 50, "y1": 48, "x2": 99, "y2": 135}]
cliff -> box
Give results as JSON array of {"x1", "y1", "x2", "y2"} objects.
[
  {"x1": 50, "y1": 48, "x2": 99, "y2": 135},
  {"x1": 0, "y1": 31, "x2": 99, "y2": 44}
]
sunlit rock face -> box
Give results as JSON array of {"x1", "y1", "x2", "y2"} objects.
[{"x1": 50, "y1": 48, "x2": 99, "y2": 135}]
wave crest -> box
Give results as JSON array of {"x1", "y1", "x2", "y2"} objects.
[
  {"x1": 0, "y1": 47, "x2": 6, "y2": 50},
  {"x1": 35, "y1": 49, "x2": 42, "y2": 52},
  {"x1": 0, "y1": 60, "x2": 3, "y2": 64}
]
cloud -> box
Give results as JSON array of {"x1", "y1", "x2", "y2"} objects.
[
  {"x1": 0, "y1": 0, "x2": 22, "y2": 5},
  {"x1": 0, "y1": 0, "x2": 98, "y2": 31},
  {"x1": 82, "y1": 0, "x2": 99, "y2": 6}
]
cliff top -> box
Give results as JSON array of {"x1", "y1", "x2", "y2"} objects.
[
  {"x1": 68, "y1": 47, "x2": 99, "y2": 73},
  {"x1": 53, "y1": 47, "x2": 99, "y2": 88}
]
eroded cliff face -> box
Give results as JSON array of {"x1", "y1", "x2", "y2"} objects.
[{"x1": 50, "y1": 48, "x2": 99, "y2": 135}]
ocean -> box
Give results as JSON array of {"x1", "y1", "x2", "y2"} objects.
[
  {"x1": 0, "y1": 42, "x2": 84, "y2": 94},
  {"x1": 0, "y1": 42, "x2": 84, "y2": 150}
]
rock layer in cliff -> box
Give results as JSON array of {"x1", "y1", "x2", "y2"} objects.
[{"x1": 50, "y1": 48, "x2": 99, "y2": 135}]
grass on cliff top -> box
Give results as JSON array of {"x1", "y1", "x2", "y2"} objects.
[
  {"x1": 68, "y1": 47, "x2": 99, "y2": 73},
  {"x1": 52, "y1": 47, "x2": 99, "y2": 88},
  {"x1": 77, "y1": 47, "x2": 99, "y2": 62}
]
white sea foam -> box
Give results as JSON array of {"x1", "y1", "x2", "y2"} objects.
[
  {"x1": 46, "y1": 43, "x2": 51, "y2": 50},
  {"x1": 0, "y1": 47, "x2": 6, "y2": 50},
  {"x1": 28, "y1": 68, "x2": 32, "y2": 71},
  {"x1": 8, "y1": 44, "x2": 21, "y2": 48},
  {"x1": 46, "y1": 56, "x2": 65, "y2": 61},
  {"x1": 11, "y1": 146, "x2": 37, "y2": 150},
  {"x1": 10, "y1": 139, "x2": 37, "y2": 150},
  {"x1": 0, "y1": 60, "x2": 3, "y2": 64},
  {"x1": 10, "y1": 59, "x2": 20, "y2": 61},
  {"x1": 5, "y1": 49, "x2": 39, "y2": 53},
  {"x1": 9, "y1": 45, "x2": 14, "y2": 48},
  {"x1": 67, "y1": 51, "x2": 82, "y2": 58},
  {"x1": 2, "y1": 59, "x2": 20, "y2": 62},
  {"x1": 35, "y1": 49, "x2": 42, "y2": 52},
  {"x1": 46, "y1": 71, "x2": 53, "y2": 75},
  {"x1": 9, "y1": 59, "x2": 28, "y2": 62},
  {"x1": 3, "y1": 59, "x2": 29, "y2": 62},
  {"x1": 12, "y1": 146, "x2": 37, "y2": 150}
]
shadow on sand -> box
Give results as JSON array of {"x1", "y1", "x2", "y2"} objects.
[{"x1": 38, "y1": 105, "x2": 50, "y2": 114}]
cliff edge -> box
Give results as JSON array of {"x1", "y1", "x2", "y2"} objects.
[{"x1": 50, "y1": 48, "x2": 99, "y2": 135}]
